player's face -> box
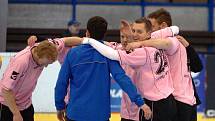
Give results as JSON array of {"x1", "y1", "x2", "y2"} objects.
[
  {"x1": 120, "y1": 23, "x2": 134, "y2": 43},
  {"x1": 120, "y1": 32, "x2": 129, "y2": 49},
  {"x1": 38, "y1": 57, "x2": 55, "y2": 67},
  {"x1": 69, "y1": 24, "x2": 80, "y2": 35},
  {"x1": 120, "y1": 32, "x2": 126, "y2": 43},
  {"x1": 149, "y1": 18, "x2": 162, "y2": 32},
  {"x1": 132, "y1": 23, "x2": 150, "y2": 41}
]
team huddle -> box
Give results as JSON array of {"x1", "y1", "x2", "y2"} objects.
[{"x1": 0, "y1": 8, "x2": 202, "y2": 121}]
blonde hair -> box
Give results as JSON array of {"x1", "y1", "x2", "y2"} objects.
[{"x1": 34, "y1": 40, "x2": 58, "y2": 61}]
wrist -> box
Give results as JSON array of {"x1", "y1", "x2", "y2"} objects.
[
  {"x1": 140, "y1": 41, "x2": 145, "y2": 47},
  {"x1": 13, "y1": 110, "x2": 21, "y2": 115},
  {"x1": 82, "y1": 38, "x2": 90, "y2": 44},
  {"x1": 57, "y1": 109, "x2": 64, "y2": 112},
  {"x1": 183, "y1": 41, "x2": 189, "y2": 47},
  {"x1": 170, "y1": 26, "x2": 179, "y2": 36},
  {"x1": 184, "y1": 43, "x2": 189, "y2": 47},
  {"x1": 57, "y1": 109, "x2": 65, "y2": 114}
]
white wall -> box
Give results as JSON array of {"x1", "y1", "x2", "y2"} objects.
[
  {"x1": 8, "y1": 4, "x2": 210, "y2": 31},
  {"x1": 145, "y1": 6, "x2": 208, "y2": 31}
]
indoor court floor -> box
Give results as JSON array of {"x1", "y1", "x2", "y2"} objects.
[{"x1": 35, "y1": 113, "x2": 215, "y2": 121}]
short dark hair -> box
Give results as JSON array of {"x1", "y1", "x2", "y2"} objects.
[
  {"x1": 135, "y1": 17, "x2": 152, "y2": 32},
  {"x1": 87, "y1": 16, "x2": 108, "y2": 40},
  {"x1": 148, "y1": 8, "x2": 172, "y2": 27}
]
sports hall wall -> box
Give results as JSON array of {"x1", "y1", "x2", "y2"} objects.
[
  {"x1": 7, "y1": 4, "x2": 212, "y2": 30},
  {"x1": 0, "y1": 0, "x2": 215, "y2": 119}
]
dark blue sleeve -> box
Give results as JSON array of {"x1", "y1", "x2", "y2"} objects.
[
  {"x1": 55, "y1": 52, "x2": 72, "y2": 110},
  {"x1": 186, "y1": 45, "x2": 203, "y2": 72},
  {"x1": 108, "y1": 59, "x2": 144, "y2": 107}
]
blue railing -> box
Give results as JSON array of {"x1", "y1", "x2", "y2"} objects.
[{"x1": 9, "y1": 0, "x2": 215, "y2": 32}]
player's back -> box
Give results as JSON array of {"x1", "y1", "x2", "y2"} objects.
[
  {"x1": 165, "y1": 37, "x2": 195, "y2": 106},
  {"x1": 65, "y1": 44, "x2": 112, "y2": 121}
]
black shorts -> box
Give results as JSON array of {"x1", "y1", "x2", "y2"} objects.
[
  {"x1": 0, "y1": 103, "x2": 34, "y2": 121},
  {"x1": 139, "y1": 94, "x2": 177, "y2": 121},
  {"x1": 175, "y1": 100, "x2": 197, "y2": 121}
]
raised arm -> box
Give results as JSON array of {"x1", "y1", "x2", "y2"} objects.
[
  {"x1": 82, "y1": 38, "x2": 120, "y2": 60},
  {"x1": 27, "y1": 35, "x2": 84, "y2": 47},
  {"x1": 151, "y1": 26, "x2": 179, "y2": 39},
  {"x1": 125, "y1": 26, "x2": 179, "y2": 51},
  {"x1": 63, "y1": 36, "x2": 84, "y2": 47},
  {"x1": 133, "y1": 38, "x2": 173, "y2": 50}
]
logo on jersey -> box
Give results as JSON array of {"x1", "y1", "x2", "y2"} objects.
[
  {"x1": 10, "y1": 71, "x2": 19, "y2": 80},
  {"x1": 52, "y1": 39, "x2": 59, "y2": 45},
  {"x1": 154, "y1": 50, "x2": 168, "y2": 75}
]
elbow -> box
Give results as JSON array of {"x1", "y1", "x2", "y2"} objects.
[
  {"x1": 191, "y1": 64, "x2": 203, "y2": 73},
  {"x1": 64, "y1": 38, "x2": 69, "y2": 46},
  {"x1": 64, "y1": 38, "x2": 72, "y2": 47},
  {"x1": 160, "y1": 39, "x2": 172, "y2": 50},
  {"x1": 164, "y1": 42, "x2": 171, "y2": 49},
  {"x1": 165, "y1": 39, "x2": 172, "y2": 48}
]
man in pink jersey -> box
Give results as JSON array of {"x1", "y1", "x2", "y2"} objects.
[
  {"x1": 82, "y1": 17, "x2": 178, "y2": 121},
  {"x1": 126, "y1": 9, "x2": 199, "y2": 121},
  {"x1": 27, "y1": 35, "x2": 79, "y2": 105},
  {"x1": 27, "y1": 36, "x2": 71, "y2": 65},
  {"x1": 0, "y1": 41, "x2": 58, "y2": 121}
]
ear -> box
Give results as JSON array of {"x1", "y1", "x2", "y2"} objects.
[
  {"x1": 120, "y1": 20, "x2": 131, "y2": 30},
  {"x1": 160, "y1": 22, "x2": 168, "y2": 29},
  {"x1": 146, "y1": 31, "x2": 151, "y2": 39},
  {"x1": 121, "y1": 19, "x2": 129, "y2": 26},
  {"x1": 86, "y1": 30, "x2": 90, "y2": 37},
  {"x1": 120, "y1": 20, "x2": 133, "y2": 36}
]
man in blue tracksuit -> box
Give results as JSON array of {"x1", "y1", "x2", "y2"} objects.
[{"x1": 55, "y1": 16, "x2": 152, "y2": 121}]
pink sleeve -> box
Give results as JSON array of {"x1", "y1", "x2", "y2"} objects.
[
  {"x1": 1, "y1": 58, "x2": 25, "y2": 90},
  {"x1": 57, "y1": 47, "x2": 70, "y2": 65},
  {"x1": 151, "y1": 27, "x2": 173, "y2": 39},
  {"x1": 117, "y1": 48, "x2": 147, "y2": 67},
  {"x1": 165, "y1": 37, "x2": 180, "y2": 55},
  {"x1": 49, "y1": 38, "x2": 65, "y2": 54}
]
